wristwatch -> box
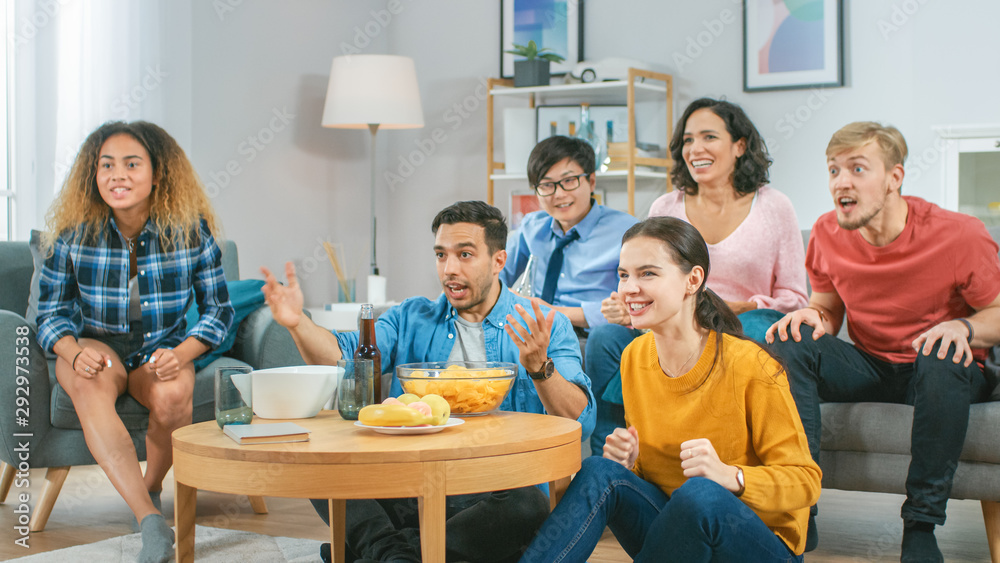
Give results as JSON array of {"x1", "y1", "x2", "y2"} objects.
[
  {"x1": 527, "y1": 358, "x2": 555, "y2": 381},
  {"x1": 735, "y1": 467, "x2": 745, "y2": 497}
]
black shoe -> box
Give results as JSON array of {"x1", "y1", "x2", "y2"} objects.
[{"x1": 901, "y1": 521, "x2": 942, "y2": 562}]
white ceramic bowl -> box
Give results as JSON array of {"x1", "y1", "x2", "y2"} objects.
[{"x1": 233, "y1": 365, "x2": 342, "y2": 419}]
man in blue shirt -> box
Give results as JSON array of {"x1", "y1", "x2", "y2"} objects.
[
  {"x1": 502, "y1": 136, "x2": 636, "y2": 458},
  {"x1": 501, "y1": 136, "x2": 638, "y2": 331},
  {"x1": 261, "y1": 201, "x2": 593, "y2": 563}
]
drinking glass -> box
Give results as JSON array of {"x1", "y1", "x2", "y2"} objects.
[
  {"x1": 215, "y1": 366, "x2": 253, "y2": 429},
  {"x1": 337, "y1": 358, "x2": 374, "y2": 421}
]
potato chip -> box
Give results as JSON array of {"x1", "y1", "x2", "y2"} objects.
[{"x1": 398, "y1": 364, "x2": 516, "y2": 414}]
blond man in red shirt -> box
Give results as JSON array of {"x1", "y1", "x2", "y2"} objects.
[{"x1": 766, "y1": 122, "x2": 1000, "y2": 563}]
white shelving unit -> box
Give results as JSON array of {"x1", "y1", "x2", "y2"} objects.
[
  {"x1": 934, "y1": 124, "x2": 1000, "y2": 226},
  {"x1": 487, "y1": 68, "x2": 674, "y2": 216}
]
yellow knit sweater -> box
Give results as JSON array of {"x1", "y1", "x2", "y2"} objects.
[{"x1": 621, "y1": 331, "x2": 821, "y2": 555}]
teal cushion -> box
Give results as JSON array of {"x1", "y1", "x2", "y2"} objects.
[{"x1": 186, "y1": 279, "x2": 265, "y2": 370}]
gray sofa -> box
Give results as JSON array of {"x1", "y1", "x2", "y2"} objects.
[
  {"x1": 811, "y1": 225, "x2": 1000, "y2": 560},
  {"x1": 0, "y1": 238, "x2": 304, "y2": 531}
]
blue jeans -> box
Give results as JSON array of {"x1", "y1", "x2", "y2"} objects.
[
  {"x1": 584, "y1": 324, "x2": 641, "y2": 455},
  {"x1": 584, "y1": 309, "x2": 785, "y2": 455},
  {"x1": 521, "y1": 457, "x2": 802, "y2": 563},
  {"x1": 769, "y1": 327, "x2": 991, "y2": 525}
]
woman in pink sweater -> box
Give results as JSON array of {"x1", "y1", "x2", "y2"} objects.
[{"x1": 586, "y1": 98, "x2": 808, "y2": 456}]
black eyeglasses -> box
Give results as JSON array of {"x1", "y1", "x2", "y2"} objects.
[{"x1": 533, "y1": 173, "x2": 589, "y2": 197}]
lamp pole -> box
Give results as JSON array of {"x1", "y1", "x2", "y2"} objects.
[{"x1": 368, "y1": 123, "x2": 379, "y2": 275}]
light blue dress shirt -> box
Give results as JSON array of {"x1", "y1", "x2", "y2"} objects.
[
  {"x1": 501, "y1": 203, "x2": 638, "y2": 328},
  {"x1": 334, "y1": 282, "x2": 596, "y2": 441}
]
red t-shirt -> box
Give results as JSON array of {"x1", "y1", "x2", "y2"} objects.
[{"x1": 807, "y1": 196, "x2": 1000, "y2": 364}]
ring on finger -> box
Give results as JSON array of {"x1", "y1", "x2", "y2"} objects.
[{"x1": 84, "y1": 366, "x2": 91, "y2": 373}]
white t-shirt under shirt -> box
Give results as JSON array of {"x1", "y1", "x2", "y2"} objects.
[{"x1": 447, "y1": 315, "x2": 487, "y2": 362}]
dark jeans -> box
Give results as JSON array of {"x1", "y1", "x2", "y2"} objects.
[
  {"x1": 310, "y1": 486, "x2": 549, "y2": 562},
  {"x1": 584, "y1": 324, "x2": 641, "y2": 455},
  {"x1": 82, "y1": 321, "x2": 145, "y2": 370},
  {"x1": 769, "y1": 326, "x2": 991, "y2": 524},
  {"x1": 584, "y1": 309, "x2": 786, "y2": 455},
  {"x1": 520, "y1": 457, "x2": 802, "y2": 563}
]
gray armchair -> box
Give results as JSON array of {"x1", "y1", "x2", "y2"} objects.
[
  {"x1": 808, "y1": 226, "x2": 1000, "y2": 560},
  {"x1": 0, "y1": 238, "x2": 304, "y2": 531}
]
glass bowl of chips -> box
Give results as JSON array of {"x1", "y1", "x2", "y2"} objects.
[{"x1": 396, "y1": 361, "x2": 518, "y2": 416}]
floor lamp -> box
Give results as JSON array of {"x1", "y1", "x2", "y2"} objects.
[{"x1": 322, "y1": 54, "x2": 424, "y2": 302}]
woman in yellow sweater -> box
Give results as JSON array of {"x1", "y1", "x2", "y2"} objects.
[{"x1": 520, "y1": 217, "x2": 821, "y2": 562}]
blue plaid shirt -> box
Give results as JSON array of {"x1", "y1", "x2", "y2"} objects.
[{"x1": 37, "y1": 217, "x2": 234, "y2": 367}]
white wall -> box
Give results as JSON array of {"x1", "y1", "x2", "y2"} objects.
[
  {"x1": 182, "y1": 0, "x2": 1000, "y2": 304},
  {"x1": 189, "y1": 1, "x2": 375, "y2": 303},
  {"x1": 376, "y1": 0, "x2": 1000, "y2": 299},
  {"x1": 581, "y1": 0, "x2": 1000, "y2": 225}
]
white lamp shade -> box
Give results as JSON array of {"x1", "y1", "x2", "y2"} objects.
[{"x1": 322, "y1": 55, "x2": 424, "y2": 129}]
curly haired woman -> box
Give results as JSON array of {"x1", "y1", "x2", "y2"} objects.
[{"x1": 37, "y1": 121, "x2": 233, "y2": 563}]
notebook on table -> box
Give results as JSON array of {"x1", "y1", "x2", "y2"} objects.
[{"x1": 223, "y1": 422, "x2": 311, "y2": 445}]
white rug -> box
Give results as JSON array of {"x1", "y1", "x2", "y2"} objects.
[{"x1": 9, "y1": 525, "x2": 324, "y2": 562}]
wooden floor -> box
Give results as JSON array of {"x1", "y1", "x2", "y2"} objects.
[{"x1": 0, "y1": 464, "x2": 992, "y2": 561}]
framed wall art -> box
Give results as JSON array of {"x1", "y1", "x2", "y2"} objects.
[
  {"x1": 500, "y1": 0, "x2": 584, "y2": 79},
  {"x1": 743, "y1": 0, "x2": 844, "y2": 92}
]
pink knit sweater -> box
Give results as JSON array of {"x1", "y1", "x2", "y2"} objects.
[{"x1": 648, "y1": 186, "x2": 808, "y2": 313}]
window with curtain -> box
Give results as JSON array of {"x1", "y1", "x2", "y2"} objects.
[
  {"x1": 8, "y1": 0, "x2": 165, "y2": 240},
  {"x1": 1, "y1": 0, "x2": 12, "y2": 241}
]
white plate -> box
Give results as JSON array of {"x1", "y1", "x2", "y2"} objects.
[{"x1": 353, "y1": 418, "x2": 465, "y2": 435}]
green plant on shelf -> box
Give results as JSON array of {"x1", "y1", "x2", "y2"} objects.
[{"x1": 505, "y1": 40, "x2": 566, "y2": 63}]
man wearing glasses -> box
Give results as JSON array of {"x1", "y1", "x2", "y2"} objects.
[{"x1": 501, "y1": 136, "x2": 638, "y2": 342}]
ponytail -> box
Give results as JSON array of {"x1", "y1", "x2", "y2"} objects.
[{"x1": 695, "y1": 288, "x2": 743, "y2": 337}]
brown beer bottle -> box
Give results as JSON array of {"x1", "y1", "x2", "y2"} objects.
[{"x1": 355, "y1": 303, "x2": 383, "y2": 402}]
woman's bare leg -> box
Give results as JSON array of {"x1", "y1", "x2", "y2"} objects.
[
  {"x1": 54, "y1": 338, "x2": 158, "y2": 523},
  {"x1": 128, "y1": 361, "x2": 195, "y2": 493}
]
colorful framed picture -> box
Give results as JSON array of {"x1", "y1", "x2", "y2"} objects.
[
  {"x1": 743, "y1": 0, "x2": 844, "y2": 92},
  {"x1": 500, "y1": 0, "x2": 584, "y2": 79},
  {"x1": 509, "y1": 191, "x2": 541, "y2": 231}
]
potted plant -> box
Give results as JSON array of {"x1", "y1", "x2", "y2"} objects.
[{"x1": 505, "y1": 40, "x2": 566, "y2": 87}]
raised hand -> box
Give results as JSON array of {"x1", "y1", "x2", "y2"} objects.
[
  {"x1": 604, "y1": 426, "x2": 639, "y2": 469},
  {"x1": 600, "y1": 292, "x2": 630, "y2": 326},
  {"x1": 504, "y1": 301, "x2": 555, "y2": 375},
  {"x1": 261, "y1": 261, "x2": 305, "y2": 329}
]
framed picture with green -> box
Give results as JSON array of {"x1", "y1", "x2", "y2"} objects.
[{"x1": 743, "y1": 0, "x2": 844, "y2": 92}]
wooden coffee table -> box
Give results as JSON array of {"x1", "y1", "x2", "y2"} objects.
[{"x1": 171, "y1": 410, "x2": 581, "y2": 562}]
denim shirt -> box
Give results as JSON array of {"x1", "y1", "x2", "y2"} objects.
[{"x1": 335, "y1": 282, "x2": 595, "y2": 440}]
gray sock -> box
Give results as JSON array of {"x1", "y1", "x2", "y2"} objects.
[
  {"x1": 130, "y1": 490, "x2": 164, "y2": 533},
  {"x1": 136, "y1": 513, "x2": 174, "y2": 563}
]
